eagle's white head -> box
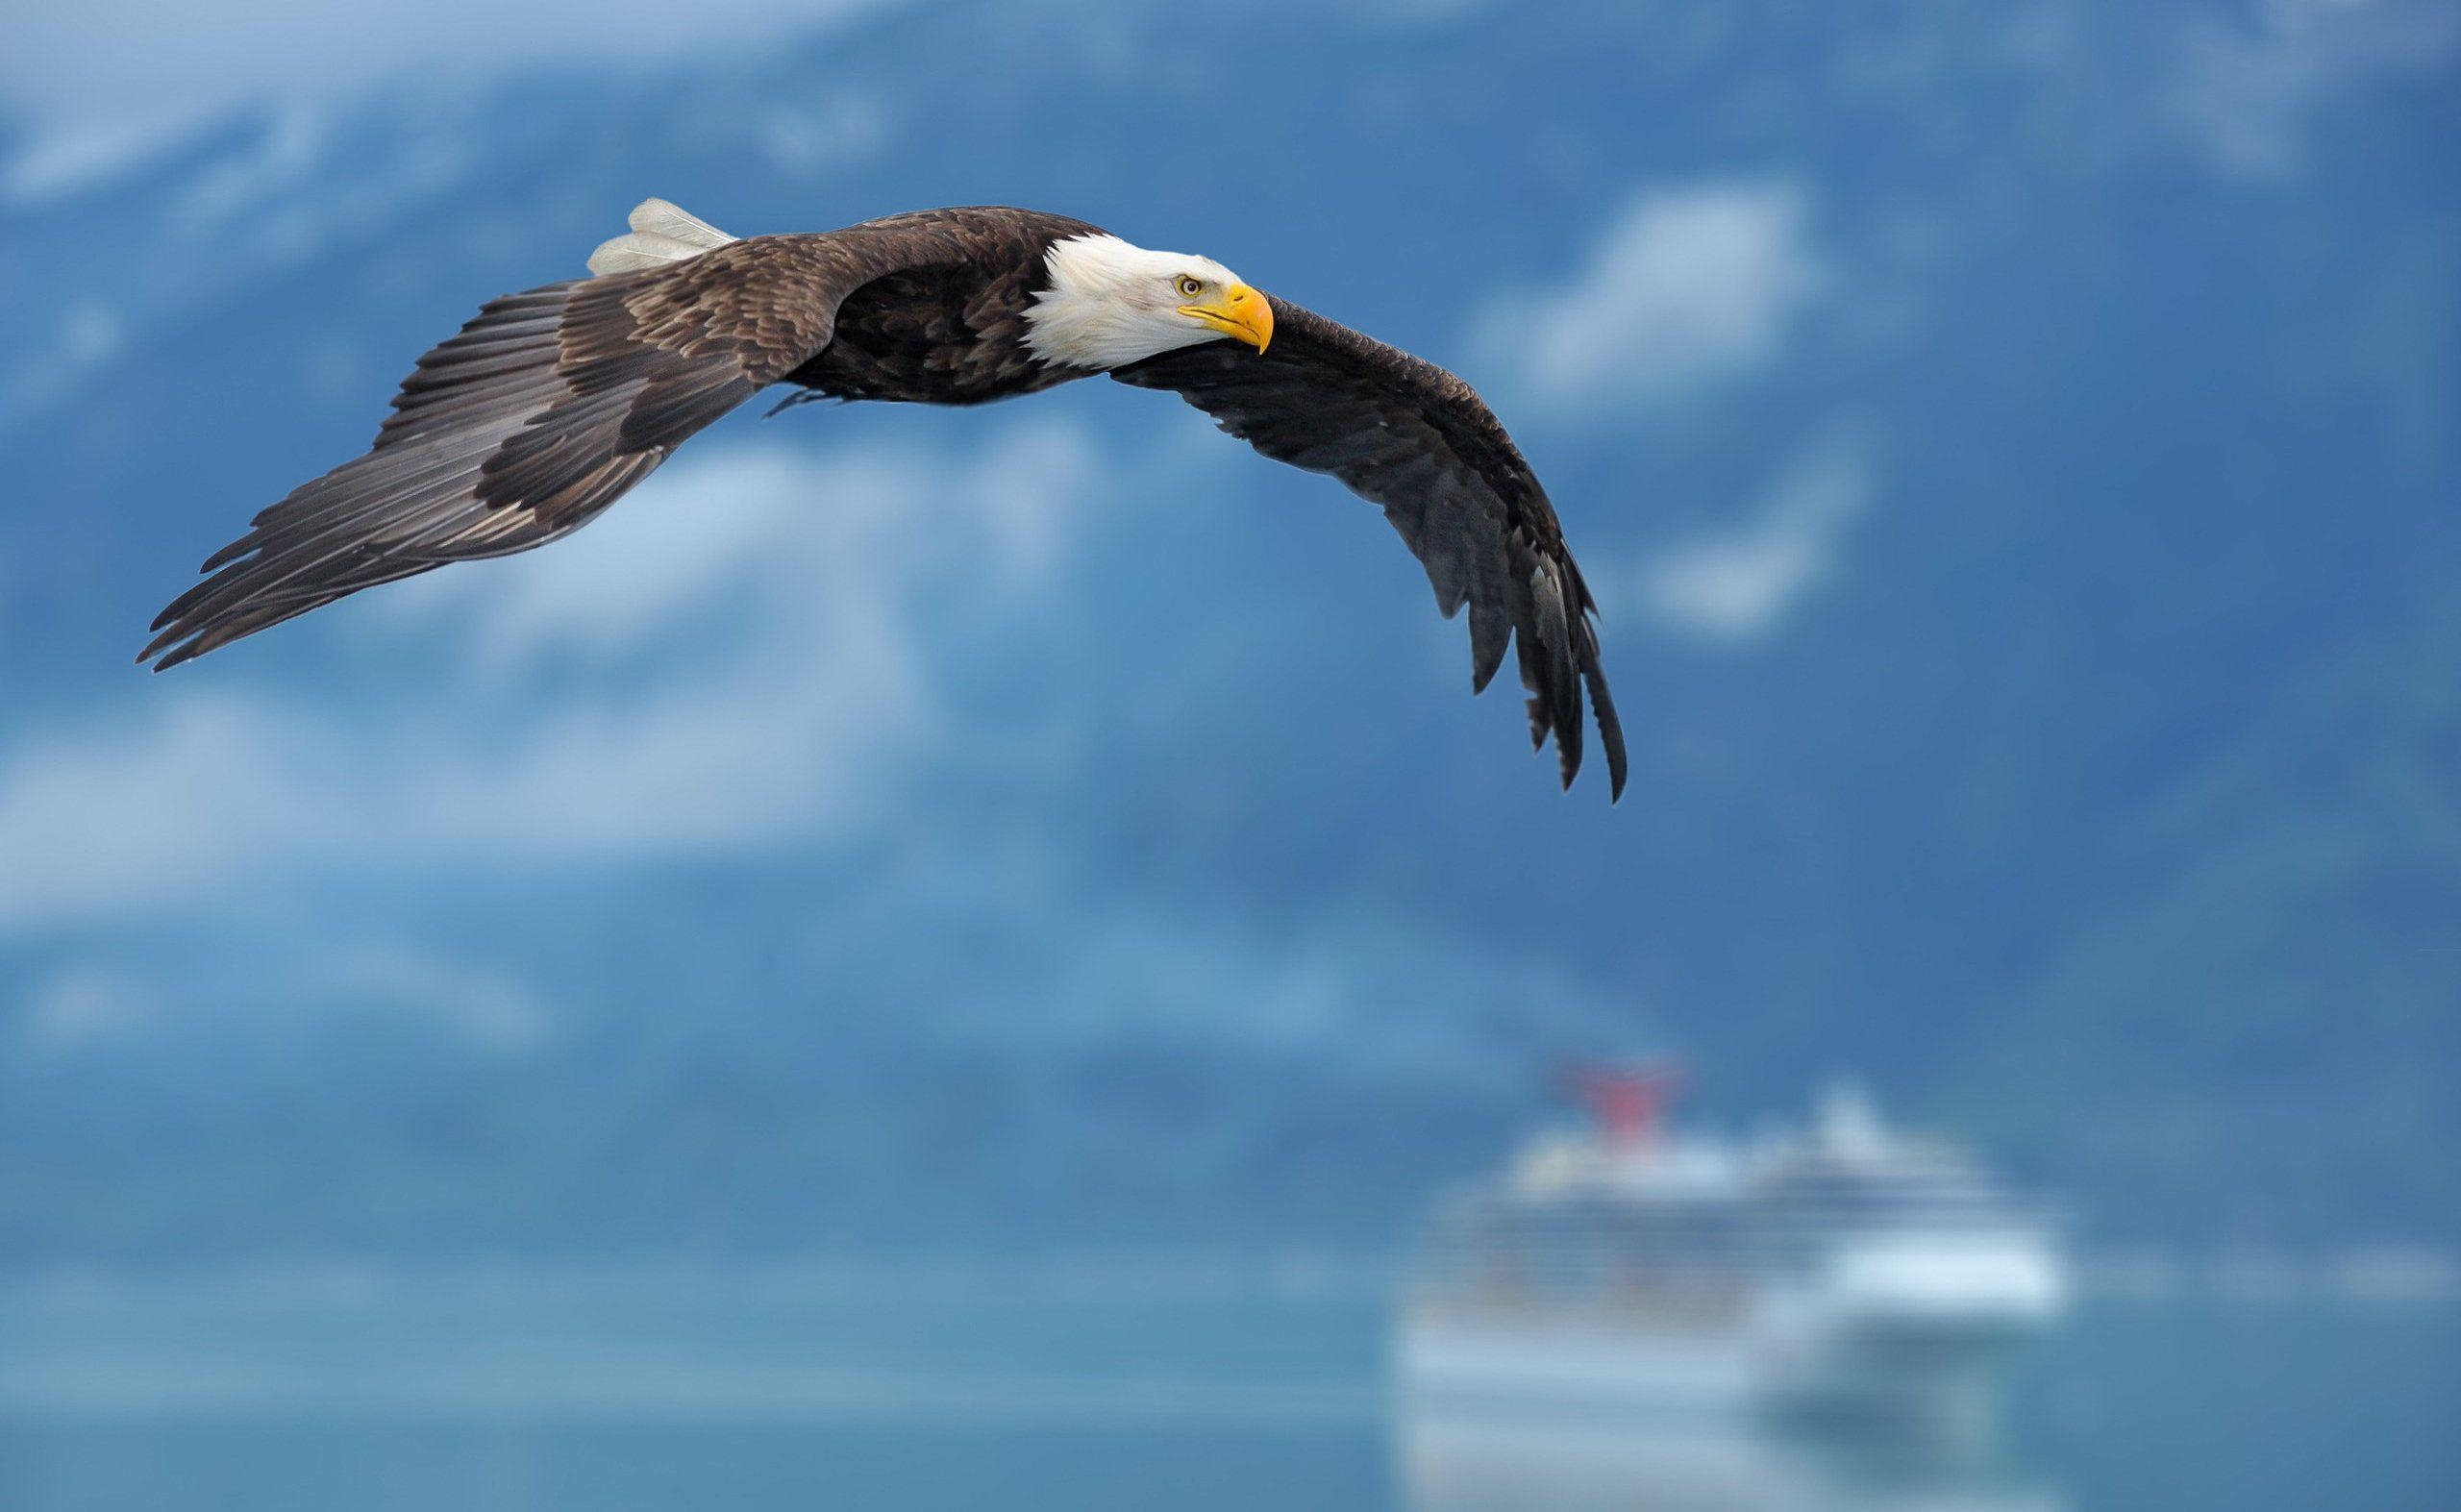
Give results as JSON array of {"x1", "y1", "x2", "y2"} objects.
[{"x1": 1023, "y1": 234, "x2": 1274, "y2": 371}]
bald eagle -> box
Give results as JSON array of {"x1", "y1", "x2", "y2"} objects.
[{"x1": 143, "y1": 201, "x2": 1626, "y2": 799}]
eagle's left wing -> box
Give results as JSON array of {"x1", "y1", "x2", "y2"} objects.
[{"x1": 1112, "y1": 296, "x2": 1626, "y2": 801}]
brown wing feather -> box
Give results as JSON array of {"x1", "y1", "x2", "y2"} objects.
[
  {"x1": 141, "y1": 231, "x2": 929, "y2": 670},
  {"x1": 1112, "y1": 297, "x2": 1627, "y2": 801}
]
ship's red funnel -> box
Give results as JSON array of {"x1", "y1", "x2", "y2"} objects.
[{"x1": 1560, "y1": 1062, "x2": 1684, "y2": 1151}]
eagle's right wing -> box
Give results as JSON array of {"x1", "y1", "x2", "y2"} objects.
[{"x1": 142, "y1": 226, "x2": 933, "y2": 670}]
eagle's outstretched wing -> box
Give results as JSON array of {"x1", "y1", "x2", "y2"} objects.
[
  {"x1": 1112, "y1": 297, "x2": 1626, "y2": 801},
  {"x1": 142, "y1": 231, "x2": 917, "y2": 670}
]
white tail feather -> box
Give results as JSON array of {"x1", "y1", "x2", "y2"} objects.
[{"x1": 586, "y1": 197, "x2": 738, "y2": 276}]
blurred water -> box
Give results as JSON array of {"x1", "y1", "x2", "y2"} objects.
[{"x1": 0, "y1": 1263, "x2": 2451, "y2": 1511}]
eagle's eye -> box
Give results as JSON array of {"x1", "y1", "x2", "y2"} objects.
[{"x1": 1176, "y1": 275, "x2": 1205, "y2": 299}]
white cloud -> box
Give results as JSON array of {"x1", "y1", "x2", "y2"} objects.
[
  {"x1": 1637, "y1": 434, "x2": 1875, "y2": 643},
  {"x1": 0, "y1": 424, "x2": 1104, "y2": 928},
  {"x1": 12, "y1": 948, "x2": 551, "y2": 1054},
  {"x1": 304, "y1": 943, "x2": 552, "y2": 1052},
  {"x1": 1473, "y1": 180, "x2": 1825, "y2": 414},
  {"x1": 745, "y1": 98, "x2": 891, "y2": 180},
  {"x1": 16, "y1": 965, "x2": 159, "y2": 1053},
  {"x1": 0, "y1": 302, "x2": 125, "y2": 417},
  {"x1": 2170, "y1": 0, "x2": 2460, "y2": 178},
  {"x1": 162, "y1": 107, "x2": 328, "y2": 233},
  {"x1": 0, "y1": 111, "x2": 200, "y2": 204},
  {"x1": 0, "y1": 0, "x2": 897, "y2": 176}
]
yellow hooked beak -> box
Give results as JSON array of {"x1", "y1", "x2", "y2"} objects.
[{"x1": 1181, "y1": 282, "x2": 1274, "y2": 354}]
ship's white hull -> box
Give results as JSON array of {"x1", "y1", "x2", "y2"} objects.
[
  {"x1": 1398, "y1": 1315, "x2": 1760, "y2": 1417},
  {"x1": 1396, "y1": 1300, "x2": 2047, "y2": 1430},
  {"x1": 1395, "y1": 1406, "x2": 2062, "y2": 1512}
]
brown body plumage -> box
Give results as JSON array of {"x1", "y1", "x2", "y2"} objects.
[{"x1": 144, "y1": 204, "x2": 1626, "y2": 799}]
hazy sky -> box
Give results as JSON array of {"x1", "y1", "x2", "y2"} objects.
[
  {"x1": 1, "y1": 0, "x2": 888, "y2": 179},
  {"x1": 1, "y1": 0, "x2": 2452, "y2": 1257}
]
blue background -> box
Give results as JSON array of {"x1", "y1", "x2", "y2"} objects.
[{"x1": 1, "y1": 0, "x2": 2455, "y2": 1260}]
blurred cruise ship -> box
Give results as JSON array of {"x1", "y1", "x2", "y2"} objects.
[{"x1": 1398, "y1": 1068, "x2": 2065, "y2": 1431}]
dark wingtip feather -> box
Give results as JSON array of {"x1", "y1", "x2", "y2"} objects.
[
  {"x1": 1589, "y1": 665, "x2": 1628, "y2": 804},
  {"x1": 202, "y1": 536, "x2": 259, "y2": 572},
  {"x1": 143, "y1": 637, "x2": 197, "y2": 672},
  {"x1": 137, "y1": 623, "x2": 183, "y2": 666},
  {"x1": 1551, "y1": 700, "x2": 1581, "y2": 792},
  {"x1": 1468, "y1": 607, "x2": 1510, "y2": 695}
]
